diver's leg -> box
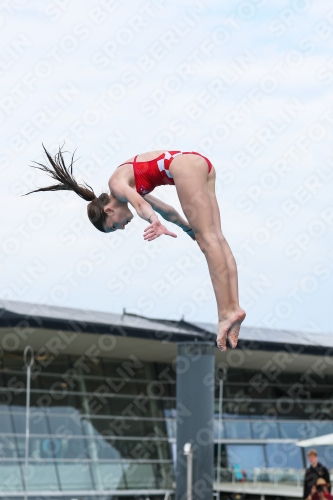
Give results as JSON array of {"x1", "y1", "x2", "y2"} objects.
[
  {"x1": 205, "y1": 166, "x2": 245, "y2": 349},
  {"x1": 170, "y1": 155, "x2": 245, "y2": 350}
]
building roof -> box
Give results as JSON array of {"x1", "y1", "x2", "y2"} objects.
[
  {"x1": 0, "y1": 298, "x2": 214, "y2": 343},
  {"x1": 0, "y1": 299, "x2": 332, "y2": 353},
  {"x1": 194, "y1": 321, "x2": 333, "y2": 349}
]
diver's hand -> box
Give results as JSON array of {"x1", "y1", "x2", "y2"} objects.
[{"x1": 143, "y1": 220, "x2": 177, "y2": 241}]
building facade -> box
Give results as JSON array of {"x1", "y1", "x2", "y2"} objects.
[{"x1": 0, "y1": 299, "x2": 332, "y2": 499}]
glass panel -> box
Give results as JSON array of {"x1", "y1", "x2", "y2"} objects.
[
  {"x1": 93, "y1": 439, "x2": 169, "y2": 460},
  {"x1": 273, "y1": 403, "x2": 306, "y2": 419},
  {"x1": 164, "y1": 408, "x2": 176, "y2": 418},
  {"x1": 48, "y1": 405, "x2": 80, "y2": 416},
  {"x1": 134, "y1": 418, "x2": 167, "y2": 437},
  {"x1": 161, "y1": 400, "x2": 176, "y2": 412},
  {"x1": 251, "y1": 420, "x2": 279, "y2": 439},
  {"x1": 119, "y1": 395, "x2": 156, "y2": 417},
  {"x1": 56, "y1": 437, "x2": 89, "y2": 459},
  {"x1": 214, "y1": 443, "x2": 228, "y2": 468},
  {"x1": 82, "y1": 378, "x2": 149, "y2": 395},
  {"x1": 126, "y1": 381, "x2": 149, "y2": 394},
  {"x1": 6, "y1": 392, "x2": 26, "y2": 408},
  {"x1": 11, "y1": 412, "x2": 26, "y2": 434},
  {"x1": 224, "y1": 385, "x2": 275, "y2": 399},
  {"x1": 0, "y1": 436, "x2": 18, "y2": 458},
  {"x1": 37, "y1": 375, "x2": 77, "y2": 391},
  {"x1": 78, "y1": 395, "x2": 169, "y2": 417},
  {"x1": 1, "y1": 352, "x2": 25, "y2": 371},
  {"x1": 86, "y1": 438, "x2": 121, "y2": 460},
  {"x1": 0, "y1": 392, "x2": 13, "y2": 406},
  {"x1": 29, "y1": 392, "x2": 81, "y2": 412},
  {"x1": 134, "y1": 439, "x2": 169, "y2": 460},
  {"x1": 7, "y1": 404, "x2": 25, "y2": 413},
  {"x1": 279, "y1": 421, "x2": 308, "y2": 439},
  {"x1": 72, "y1": 356, "x2": 104, "y2": 377},
  {"x1": 160, "y1": 382, "x2": 175, "y2": 398},
  {"x1": 29, "y1": 409, "x2": 49, "y2": 435},
  {"x1": 16, "y1": 437, "x2": 25, "y2": 459},
  {"x1": 3, "y1": 373, "x2": 26, "y2": 389},
  {"x1": 223, "y1": 400, "x2": 265, "y2": 417},
  {"x1": 48, "y1": 412, "x2": 84, "y2": 436},
  {"x1": 15, "y1": 435, "x2": 88, "y2": 460},
  {"x1": 306, "y1": 421, "x2": 333, "y2": 438},
  {"x1": 91, "y1": 462, "x2": 126, "y2": 489},
  {"x1": 80, "y1": 378, "x2": 106, "y2": 393},
  {"x1": 320, "y1": 446, "x2": 333, "y2": 469},
  {"x1": 24, "y1": 371, "x2": 43, "y2": 390},
  {"x1": 27, "y1": 461, "x2": 59, "y2": 491},
  {"x1": 222, "y1": 400, "x2": 329, "y2": 419},
  {"x1": 0, "y1": 461, "x2": 23, "y2": 491},
  {"x1": 102, "y1": 359, "x2": 146, "y2": 379},
  {"x1": 156, "y1": 462, "x2": 174, "y2": 489},
  {"x1": 165, "y1": 418, "x2": 176, "y2": 439},
  {"x1": 124, "y1": 462, "x2": 157, "y2": 488},
  {"x1": 81, "y1": 418, "x2": 101, "y2": 437},
  {"x1": 83, "y1": 417, "x2": 162, "y2": 439},
  {"x1": 225, "y1": 421, "x2": 251, "y2": 439},
  {"x1": 154, "y1": 462, "x2": 174, "y2": 489},
  {"x1": 0, "y1": 407, "x2": 14, "y2": 433},
  {"x1": 227, "y1": 445, "x2": 265, "y2": 479},
  {"x1": 29, "y1": 437, "x2": 55, "y2": 459},
  {"x1": 226, "y1": 369, "x2": 244, "y2": 383},
  {"x1": 34, "y1": 355, "x2": 70, "y2": 374},
  {"x1": 57, "y1": 461, "x2": 94, "y2": 490},
  {"x1": 266, "y1": 443, "x2": 303, "y2": 468},
  {"x1": 81, "y1": 396, "x2": 113, "y2": 416}
]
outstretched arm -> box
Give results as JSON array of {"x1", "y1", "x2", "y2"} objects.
[
  {"x1": 143, "y1": 193, "x2": 196, "y2": 241},
  {"x1": 143, "y1": 194, "x2": 191, "y2": 231},
  {"x1": 110, "y1": 182, "x2": 177, "y2": 239}
]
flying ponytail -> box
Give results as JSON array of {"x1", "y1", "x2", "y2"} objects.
[
  {"x1": 23, "y1": 144, "x2": 110, "y2": 233},
  {"x1": 22, "y1": 144, "x2": 96, "y2": 201}
]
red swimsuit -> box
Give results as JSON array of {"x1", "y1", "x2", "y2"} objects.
[{"x1": 118, "y1": 151, "x2": 213, "y2": 196}]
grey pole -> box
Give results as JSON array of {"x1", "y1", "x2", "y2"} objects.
[
  {"x1": 216, "y1": 367, "x2": 226, "y2": 500},
  {"x1": 23, "y1": 346, "x2": 34, "y2": 500},
  {"x1": 184, "y1": 443, "x2": 193, "y2": 500},
  {"x1": 216, "y1": 379, "x2": 222, "y2": 499},
  {"x1": 176, "y1": 342, "x2": 214, "y2": 500}
]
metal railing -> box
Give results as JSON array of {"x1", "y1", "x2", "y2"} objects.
[{"x1": 214, "y1": 467, "x2": 313, "y2": 487}]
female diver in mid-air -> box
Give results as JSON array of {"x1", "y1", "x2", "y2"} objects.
[{"x1": 23, "y1": 146, "x2": 246, "y2": 351}]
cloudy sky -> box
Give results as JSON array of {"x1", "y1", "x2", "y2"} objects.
[{"x1": 0, "y1": 0, "x2": 332, "y2": 335}]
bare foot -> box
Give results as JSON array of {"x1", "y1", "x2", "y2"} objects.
[{"x1": 216, "y1": 308, "x2": 246, "y2": 351}]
